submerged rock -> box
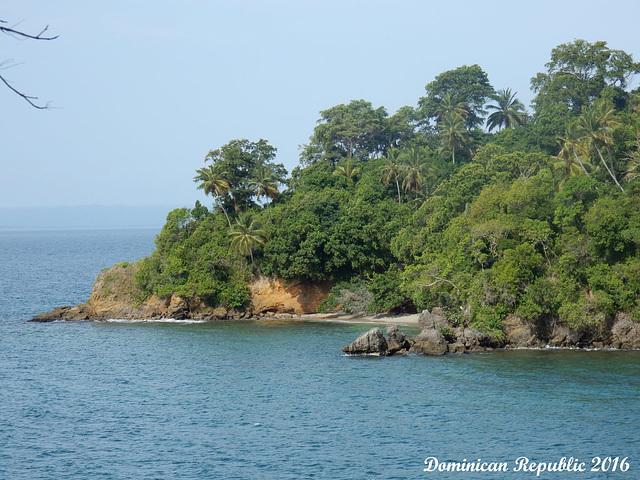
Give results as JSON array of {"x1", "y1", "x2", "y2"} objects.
[{"x1": 342, "y1": 327, "x2": 388, "y2": 355}]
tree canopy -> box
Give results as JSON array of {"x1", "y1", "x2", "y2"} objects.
[
  {"x1": 418, "y1": 64, "x2": 495, "y2": 129},
  {"x1": 131, "y1": 39, "x2": 640, "y2": 335},
  {"x1": 531, "y1": 40, "x2": 640, "y2": 116}
]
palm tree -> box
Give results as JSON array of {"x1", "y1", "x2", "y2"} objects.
[
  {"x1": 434, "y1": 92, "x2": 469, "y2": 121},
  {"x1": 228, "y1": 215, "x2": 266, "y2": 265},
  {"x1": 380, "y1": 148, "x2": 403, "y2": 202},
  {"x1": 194, "y1": 165, "x2": 232, "y2": 227},
  {"x1": 486, "y1": 88, "x2": 526, "y2": 132},
  {"x1": 557, "y1": 123, "x2": 592, "y2": 177},
  {"x1": 553, "y1": 147, "x2": 592, "y2": 190},
  {"x1": 576, "y1": 100, "x2": 624, "y2": 191},
  {"x1": 249, "y1": 165, "x2": 279, "y2": 222},
  {"x1": 438, "y1": 111, "x2": 469, "y2": 164},
  {"x1": 400, "y1": 147, "x2": 435, "y2": 199},
  {"x1": 628, "y1": 93, "x2": 640, "y2": 114},
  {"x1": 333, "y1": 157, "x2": 360, "y2": 185},
  {"x1": 623, "y1": 139, "x2": 640, "y2": 182}
]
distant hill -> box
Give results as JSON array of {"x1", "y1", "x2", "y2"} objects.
[{"x1": 0, "y1": 205, "x2": 180, "y2": 229}]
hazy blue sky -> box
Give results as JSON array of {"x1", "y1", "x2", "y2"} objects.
[{"x1": 3, "y1": 0, "x2": 639, "y2": 208}]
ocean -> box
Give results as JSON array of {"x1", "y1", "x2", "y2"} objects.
[{"x1": 0, "y1": 228, "x2": 638, "y2": 479}]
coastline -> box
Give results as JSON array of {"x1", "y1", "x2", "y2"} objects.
[{"x1": 30, "y1": 265, "x2": 639, "y2": 353}]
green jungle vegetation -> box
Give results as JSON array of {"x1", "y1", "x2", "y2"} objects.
[{"x1": 134, "y1": 40, "x2": 640, "y2": 336}]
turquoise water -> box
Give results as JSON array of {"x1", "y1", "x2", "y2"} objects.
[{"x1": 1, "y1": 229, "x2": 639, "y2": 479}]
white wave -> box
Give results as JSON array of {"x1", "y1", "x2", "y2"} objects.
[
  {"x1": 101, "y1": 318, "x2": 208, "y2": 325},
  {"x1": 507, "y1": 345, "x2": 622, "y2": 351}
]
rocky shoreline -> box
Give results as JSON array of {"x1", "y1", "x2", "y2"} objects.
[
  {"x1": 342, "y1": 308, "x2": 640, "y2": 355},
  {"x1": 31, "y1": 264, "x2": 640, "y2": 352},
  {"x1": 30, "y1": 263, "x2": 330, "y2": 322}
]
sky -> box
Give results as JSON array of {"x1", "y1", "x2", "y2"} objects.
[{"x1": 2, "y1": 0, "x2": 640, "y2": 208}]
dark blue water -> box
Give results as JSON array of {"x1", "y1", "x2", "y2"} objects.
[{"x1": 1, "y1": 229, "x2": 639, "y2": 479}]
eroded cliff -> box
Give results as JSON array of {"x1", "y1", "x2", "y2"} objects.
[{"x1": 31, "y1": 263, "x2": 329, "y2": 322}]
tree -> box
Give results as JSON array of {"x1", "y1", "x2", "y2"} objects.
[
  {"x1": 228, "y1": 215, "x2": 266, "y2": 265},
  {"x1": 553, "y1": 143, "x2": 592, "y2": 190},
  {"x1": 194, "y1": 165, "x2": 232, "y2": 227},
  {"x1": 623, "y1": 138, "x2": 640, "y2": 182},
  {"x1": 433, "y1": 92, "x2": 469, "y2": 121},
  {"x1": 576, "y1": 100, "x2": 624, "y2": 191},
  {"x1": 306, "y1": 100, "x2": 388, "y2": 164},
  {"x1": 531, "y1": 40, "x2": 640, "y2": 115},
  {"x1": 333, "y1": 157, "x2": 361, "y2": 186},
  {"x1": 557, "y1": 123, "x2": 592, "y2": 177},
  {"x1": 438, "y1": 111, "x2": 470, "y2": 164},
  {"x1": 629, "y1": 93, "x2": 640, "y2": 114},
  {"x1": 486, "y1": 88, "x2": 526, "y2": 132},
  {"x1": 418, "y1": 65, "x2": 494, "y2": 129},
  {"x1": 200, "y1": 139, "x2": 285, "y2": 213},
  {"x1": 1, "y1": 19, "x2": 58, "y2": 108},
  {"x1": 380, "y1": 148, "x2": 403, "y2": 203},
  {"x1": 249, "y1": 164, "x2": 279, "y2": 221},
  {"x1": 400, "y1": 147, "x2": 433, "y2": 196},
  {"x1": 385, "y1": 105, "x2": 419, "y2": 149}
]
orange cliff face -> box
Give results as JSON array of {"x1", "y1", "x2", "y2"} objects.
[{"x1": 249, "y1": 276, "x2": 330, "y2": 316}]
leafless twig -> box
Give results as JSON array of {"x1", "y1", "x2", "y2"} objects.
[
  {"x1": 1, "y1": 19, "x2": 57, "y2": 108},
  {"x1": 0, "y1": 72, "x2": 48, "y2": 109}
]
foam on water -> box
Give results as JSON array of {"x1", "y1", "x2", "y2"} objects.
[{"x1": 100, "y1": 318, "x2": 209, "y2": 324}]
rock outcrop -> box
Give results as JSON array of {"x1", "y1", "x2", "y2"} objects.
[
  {"x1": 417, "y1": 307, "x2": 449, "y2": 330},
  {"x1": 341, "y1": 327, "x2": 388, "y2": 355},
  {"x1": 341, "y1": 307, "x2": 640, "y2": 356},
  {"x1": 31, "y1": 264, "x2": 329, "y2": 322},
  {"x1": 31, "y1": 266, "x2": 640, "y2": 353},
  {"x1": 410, "y1": 329, "x2": 448, "y2": 355},
  {"x1": 386, "y1": 324, "x2": 410, "y2": 354},
  {"x1": 607, "y1": 314, "x2": 640, "y2": 349}
]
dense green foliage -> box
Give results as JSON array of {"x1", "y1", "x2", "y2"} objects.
[{"x1": 134, "y1": 40, "x2": 640, "y2": 333}]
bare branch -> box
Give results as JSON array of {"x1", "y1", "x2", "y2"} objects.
[
  {"x1": 0, "y1": 73, "x2": 48, "y2": 109},
  {"x1": 0, "y1": 22, "x2": 58, "y2": 41},
  {"x1": 1, "y1": 19, "x2": 57, "y2": 108}
]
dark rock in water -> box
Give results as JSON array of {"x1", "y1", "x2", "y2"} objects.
[
  {"x1": 30, "y1": 305, "x2": 93, "y2": 322},
  {"x1": 386, "y1": 324, "x2": 409, "y2": 354},
  {"x1": 410, "y1": 329, "x2": 447, "y2": 356},
  {"x1": 547, "y1": 325, "x2": 584, "y2": 347},
  {"x1": 167, "y1": 296, "x2": 189, "y2": 319},
  {"x1": 457, "y1": 328, "x2": 504, "y2": 352},
  {"x1": 503, "y1": 315, "x2": 542, "y2": 348},
  {"x1": 341, "y1": 310, "x2": 640, "y2": 355},
  {"x1": 342, "y1": 327, "x2": 388, "y2": 355},
  {"x1": 447, "y1": 342, "x2": 466, "y2": 353},
  {"x1": 609, "y1": 314, "x2": 640, "y2": 349},
  {"x1": 417, "y1": 308, "x2": 450, "y2": 331},
  {"x1": 30, "y1": 306, "x2": 74, "y2": 322}
]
